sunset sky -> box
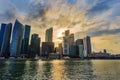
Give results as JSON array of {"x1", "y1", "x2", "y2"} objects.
[{"x1": 0, "y1": 0, "x2": 120, "y2": 54}]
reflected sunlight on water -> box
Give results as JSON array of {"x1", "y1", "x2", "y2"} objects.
[{"x1": 0, "y1": 60, "x2": 120, "y2": 80}]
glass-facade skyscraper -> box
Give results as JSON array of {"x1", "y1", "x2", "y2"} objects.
[
  {"x1": 0, "y1": 23, "x2": 12, "y2": 58},
  {"x1": 10, "y1": 20, "x2": 24, "y2": 57},
  {"x1": 45, "y1": 27, "x2": 53, "y2": 42},
  {"x1": 0, "y1": 23, "x2": 6, "y2": 52},
  {"x1": 21, "y1": 25, "x2": 31, "y2": 56}
]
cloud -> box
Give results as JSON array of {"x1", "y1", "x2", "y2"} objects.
[{"x1": 0, "y1": 5, "x2": 17, "y2": 22}]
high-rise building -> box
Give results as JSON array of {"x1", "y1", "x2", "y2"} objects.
[
  {"x1": 63, "y1": 30, "x2": 74, "y2": 56},
  {"x1": 30, "y1": 34, "x2": 40, "y2": 58},
  {"x1": 63, "y1": 37, "x2": 69, "y2": 55},
  {"x1": 69, "y1": 44, "x2": 76, "y2": 56},
  {"x1": 84, "y1": 36, "x2": 92, "y2": 57},
  {"x1": 21, "y1": 25, "x2": 31, "y2": 57},
  {"x1": 76, "y1": 39, "x2": 84, "y2": 59},
  {"x1": 42, "y1": 42, "x2": 54, "y2": 58},
  {"x1": 0, "y1": 23, "x2": 12, "y2": 58},
  {"x1": 0, "y1": 23, "x2": 6, "y2": 52},
  {"x1": 45, "y1": 27, "x2": 53, "y2": 42},
  {"x1": 65, "y1": 30, "x2": 70, "y2": 36},
  {"x1": 10, "y1": 20, "x2": 24, "y2": 57}
]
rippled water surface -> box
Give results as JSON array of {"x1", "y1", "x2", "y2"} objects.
[{"x1": 0, "y1": 60, "x2": 120, "y2": 80}]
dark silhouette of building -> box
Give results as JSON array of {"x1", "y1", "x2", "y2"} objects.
[
  {"x1": 84, "y1": 36, "x2": 92, "y2": 57},
  {"x1": 30, "y1": 34, "x2": 40, "y2": 58},
  {"x1": 21, "y1": 25, "x2": 31, "y2": 57},
  {"x1": 45, "y1": 27, "x2": 53, "y2": 42},
  {"x1": 42, "y1": 42, "x2": 54, "y2": 58},
  {"x1": 10, "y1": 19, "x2": 24, "y2": 57},
  {"x1": 0, "y1": 23, "x2": 6, "y2": 53},
  {"x1": 0, "y1": 23, "x2": 12, "y2": 58}
]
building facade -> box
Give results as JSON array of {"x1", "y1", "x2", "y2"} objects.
[
  {"x1": 45, "y1": 27, "x2": 53, "y2": 42},
  {"x1": 30, "y1": 34, "x2": 40, "y2": 58},
  {"x1": 21, "y1": 25, "x2": 31, "y2": 57},
  {"x1": 0, "y1": 23, "x2": 6, "y2": 52},
  {"x1": 84, "y1": 36, "x2": 92, "y2": 57},
  {"x1": 76, "y1": 39, "x2": 84, "y2": 58},
  {"x1": 10, "y1": 20, "x2": 24, "y2": 57},
  {"x1": 0, "y1": 23, "x2": 12, "y2": 58}
]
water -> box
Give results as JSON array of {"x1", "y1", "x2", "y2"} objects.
[{"x1": 0, "y1": 60, "x2": 120, "y2": 80}]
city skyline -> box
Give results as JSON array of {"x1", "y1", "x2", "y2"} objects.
[{"x1": 0, "y1": 0, "x2": 120, "y2": 54}]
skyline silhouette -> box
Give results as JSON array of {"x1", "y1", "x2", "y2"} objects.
[{"x1": 0, "y1": 0, "x2": 120, "y2": 54}]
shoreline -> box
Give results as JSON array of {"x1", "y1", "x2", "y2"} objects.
[{"x1": 0, "y1": 58, "x2": 120, "y2": 61}]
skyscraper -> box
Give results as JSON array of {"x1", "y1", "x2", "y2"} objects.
[
  {"x1": 10, "y1": 20, "x2": 24, "y2": 57},
  {"x1": 84, "y1": 36, "x2": 92, "y2": 57},
  {"x1": 0, "y1": 23, "x2": 6, "y2": 52},
  {"x1": 0, "y1": 23, "x2": 12, "y2": 58},
  {"x1": 45, "y1": 27, "x2": 53, "y2": 42},
  {"x1": 76, "y1": 39, "x2": 84, "y2": 59},
  {"x1": 21, "y1": 25, "x2": 31, "y2": 57},
  {"x1": 63, "y1": 37, "x2": 69, "y2": 55},
  {"x1": 30, "y1": 34, "x2": 40, "y2": 58}
]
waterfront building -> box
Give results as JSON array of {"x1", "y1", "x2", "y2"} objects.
[
  {"x1": 0, "y1": 23, "x2": 12, "y2": 58},
  {"x1": 45, "y1": 27, "x2": 53, "y2": 42},
  {"x1": 69, "y1": 44, "x2": 77, "y2": 57},
  {"x1": 0, "y1": 23, "x2": 6, "y2": 52},
  {"x1": 63, "y1": 30, "x2": 75, "y2": 56},
  {"x1": 76, "y1": 39, "x2": 84, "y2": 59},
  {"x1": 10, "y1": 20, "x2": 24, "y2": 57},
  {"x1": 63, "y1": 37, "x2": 69, "y2": 55},
  {"x1": 30, "y1": 34, "x2": 40, "y2": 58},
  {"x1": 84, "y1": 36, "x2": 92, "y2": 57},
  {"x1": 42, "y1": 42, "x2": 54, "y2": 58},
  {"x1": 21, "y1": 25, "x2": 31, "y2": 57}
]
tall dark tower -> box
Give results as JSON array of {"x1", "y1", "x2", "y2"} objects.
[
  {"x1": 84, "y1": 36, "x2": 92, "y2": 57},
  {"x1": 0, "y1": 23, "x2": 12, "y2": 58},
  {"x1": 45, "y1": 27, "x2": 53, "y2": 42},
  {"x1": 10, "y1": 19, "x2": 24, "y2": 57},
  {"x1": 30, "y1": 34, "x2": 40, "y2": 58},
  {"x1": 21, "y1": 25, "x2": 31, "y2": 57},
  {"x1": 0, "y1": 23, "x2": 6, "y2": 52}
]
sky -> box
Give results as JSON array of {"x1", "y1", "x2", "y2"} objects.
[{"x1": 0, "y1": 0, "x2": 120, "y2": 54}]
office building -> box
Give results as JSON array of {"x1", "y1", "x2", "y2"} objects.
[
  {"x1": 0, "y1": 23, "x2": 6, "y2": 52},
  {"x1": 45, "y1": 27, "x2": 53, "y2": 42},
  {"x1": 63, "y1": 37, "x2": 69, "y2": 55},
  {"x1": 10, "y1": 20, "x2": 24, "y2": 57},
  {"x1": 76, "y1": 39, "x2": 84, "y2": 59},
  {"x1": 0, "y1": 23, "x2": 12, "y2": 58},
  {"x1": 30, "y1": 34, "x2": 40, "y2": 58},
  {"x1": 21, "y1": 25, "x2": 31, "y2": 57},
  {"x1": 69, "y1": 44, "x2": 77, "y2": 56},
  {"x1": 84, "y1": 36, "x2": 92, "y2": 57},
  {"x1": 42, "y1": 42, "x2": 54, "y2": 58}
]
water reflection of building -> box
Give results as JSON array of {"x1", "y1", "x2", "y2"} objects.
[
  {"x1": 0, "y1": 23, "x2": 12, "y2": 58},
  {"x1": 10, "y1": 20, "x2": 24, "y2": 57}
]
